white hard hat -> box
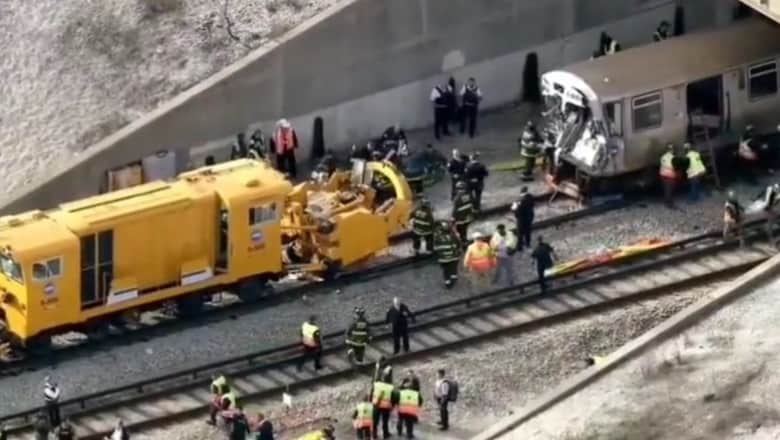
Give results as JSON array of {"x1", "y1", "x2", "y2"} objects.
[
  {"x1": 471, "y1": 231, "x2": 484, "y2": 240},
  {"x1": 278, "y1": 118, "x2": 291, "y2": 128}
]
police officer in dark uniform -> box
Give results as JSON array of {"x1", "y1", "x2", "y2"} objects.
[
  {"x1": 433, "y1": 220, "x2": 461, "y2": 288},
  {"x1": 447, "y1": 149, "x2": 467, "y2": 200},
  {"x1": 346, "y1": 307, "x2": 371, "y2": 364},
  {"x1": 431, "y1": 83, "x2": 450, "y2": 140},
  {"x1": 411, "y1": 198, "x2": 435, "y2": 255},
  {"x1": 452, "y1": 181, "x2": 475, "y2": 246},
  {"x1": 465, "y1": 152, "x2": 489, "y2": 211},
  {"x1": 230, "y1": 132, "x2": 249, "y2": 160},
  {"x1": 460, "y1": 77, "x2": 482, "y2": 138},
  {"x1": 512, "y1": 187, "x2": 535, "y2": 250}
]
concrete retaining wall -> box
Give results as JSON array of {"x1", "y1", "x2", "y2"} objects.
[{"x1": 1, "y1": 0, "x2": 737, "y2": 214}]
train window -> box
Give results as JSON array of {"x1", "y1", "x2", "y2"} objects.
[
  {"x1": 249, "y1": 203, "x2": 278, "y2": 226},
  {"x1": 604, "y1": 101, "x2": 623, "y2": 136},
  {"x1": 748, "y1": 61, "x2": 778, "y2": 100},
  {"x1": 32, "y1": 258, "x2": 62, "y2": 282},
  {"x1": 0, "y1": 255, "x2": 23, "y2": 285},
  {"x1": 631, "y1": 92, "x2": 663, "y2": 132}
]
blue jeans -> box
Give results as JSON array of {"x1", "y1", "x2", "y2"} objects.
[{"x1": 688, "y1": 177, "x2": 701, "y2": 202}]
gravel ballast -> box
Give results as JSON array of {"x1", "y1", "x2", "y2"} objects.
[{"x1": 122, "y1": 280, "x2": 730, "y2": 440}]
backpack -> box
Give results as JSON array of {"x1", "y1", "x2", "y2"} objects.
[{"x1": 445, "y1": 379, "x2": 459, "y2": 402}]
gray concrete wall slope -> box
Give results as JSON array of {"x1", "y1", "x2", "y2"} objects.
[{"x1": 1, "y1": 0, "x2": 735, "y2": 214}]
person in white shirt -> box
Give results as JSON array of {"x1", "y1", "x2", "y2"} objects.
[
  {"x1": 490, "y1": 224, "x2": 518, "y2": 286},
  {"x1": 434, "y1": 369, "x2": 451, "y2": 431},
  {"x1": 430, "y1": 84, "x2": 450, "y2": 140},
  {"x1": 43, "y1": 376, "x2": 61, "y2": 428}
]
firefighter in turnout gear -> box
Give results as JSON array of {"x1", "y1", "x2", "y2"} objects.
[
  {"x1": 346, "y1": 307, "x2": 371, "y2": 364},
  {"x1": 411, "y1": 198, "x2": 435, "y2": 255},
  {"x1": 434, "y1": 220, "x2": 461, "y2": 288},
  {"x1": 520, "y1": 121, "x2": 542, "y2": 182},
  {"x1": 448, "y1": 149, "x2": 468, "y2": 200},
  {"x1": 352, "y1": 395, "x2": 374, "y2": 440},
  {"x1": 723, "y1": 191, "x2": 745, "y2": 247},
  {"x1": 452, "y1": 181, "x2": 475, "y2": 246}
]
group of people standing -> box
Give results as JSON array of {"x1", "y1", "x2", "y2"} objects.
[
  {"x1": 225, "y1": 118, "x2": 300, "y2": 179},
  {"x1": 430, "y1": 77, "x2": 484, "y2": 140}
]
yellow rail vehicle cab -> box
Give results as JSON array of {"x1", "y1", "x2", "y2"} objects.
[{"x1": 0, "y1": 160, "x2": 292, "y2": 347}]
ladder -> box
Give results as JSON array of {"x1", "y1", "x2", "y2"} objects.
[{"x1": 689, "y1": 112, "x2": 723, "y2": 190}]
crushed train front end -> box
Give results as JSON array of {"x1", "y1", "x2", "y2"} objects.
[{"x1": 541, "y1": 71, "x2": 627, "y2": 197}]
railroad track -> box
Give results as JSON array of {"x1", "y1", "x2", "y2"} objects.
[
  {"x1": 0, "y1": 193, "x2": 622, "y2": 373},
  {"x1": 4, "y1": 219, "x2": 773, "y2": 439}
]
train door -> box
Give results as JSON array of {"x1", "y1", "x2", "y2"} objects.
[
  {"x1": 216, "y1": 199, "x2": 229, "y2": 274},
  {"x1": 686, "y1": 76, "x2": 724, "y2": 139},
  {"x1": 80, "y1": 230, "x2": 114, "y2": 310}
]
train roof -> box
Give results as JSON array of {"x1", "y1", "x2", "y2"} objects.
[
  {"x1": 0, "y1": 159, "x2": 291, "y2": 253},
  {"x1": 553, "y1": 17, "x2": 780, "y2": 101}
]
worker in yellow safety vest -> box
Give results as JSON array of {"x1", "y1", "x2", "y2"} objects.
[
  {"x1": 659, "y1": 143, "x2": 678, "y2": 208},
  {"x1": 298, "y1": 315, "x2": 323, "y2": 372},
  {"x1": 397, "y1": 379, "x2": 423, "y2": 439},
  {"x1": 684, "y1": 142, "x2": 707, "y2": 202},
  {"x1": 372, "y1": 379, "x2": 395, "y2": 439},
  {"x1": 207, "y1": 373, "x2": 229, "y2": 425},
  {"x1": 352, "y1": 394, "x2": 374, "y2": 440},
  {"x1": 464, "y1": 230, "x2": 497, "y2": 292},
  {"x1": 295, "y1": 424, "x2": 335, "y2": 440},
  {"x1": 209, "y1": 382, "x2": 238, "y2": 425}
]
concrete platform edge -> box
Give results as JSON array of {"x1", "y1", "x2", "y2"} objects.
[{"x1": 471, "y1": 252, "x2": 780, "y2": 440}]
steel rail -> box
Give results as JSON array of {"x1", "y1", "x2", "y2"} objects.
[
  {"x1": 4, "y1": 218, "x2": 771, "y2": 437},
  {"x1": 0, "y1": 195, "x2": 623, "y2": 374}
]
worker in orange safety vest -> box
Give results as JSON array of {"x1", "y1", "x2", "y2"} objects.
[
  {"x1": 659, "y1": 143, "x2": 678, "y2": 208},
  {"x1": 396, "y1": 379, "x2": 423, "y2": 439},
  {"x1": 273, "y1": 118, "x2": 299, "y2": 179},
  {"x1": 464, "y1": 230, "x2": 497, "y2": 292},
  {"x1": 371, "y1": 378, "x2": 395, "y2": 439},
  {"x1": 352, "y1": 394, "x2": 374, "y2": 440}
]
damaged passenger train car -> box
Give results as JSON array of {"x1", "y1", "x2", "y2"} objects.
[{"x1": 541, "y1": 17, "x2": 780, "y2": 198}]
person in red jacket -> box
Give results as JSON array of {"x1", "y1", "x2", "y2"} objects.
[{"x1": 272, "y1": 118, "x2": 299, "y2": 178}]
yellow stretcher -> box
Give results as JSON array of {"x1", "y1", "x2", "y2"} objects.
[{"x1": 544, "y1": 238, "x2": 672, "y2": 277}]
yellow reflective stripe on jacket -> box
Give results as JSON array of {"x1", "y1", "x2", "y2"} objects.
[
  {"x1": 354, "y1": 402, "x2": 374, "y2": 429},
  {"x1": 372, "y1": 381, "x2": 394, "y2": 409},
  {"x1": 687, "y1": 151, "x2": 706, "y2": 178},
  {"x1": 302, "y1": 322, "x2": 319, "y2": 347},
  {"x1": 398, "y1": 389, "x2": 421, "y2": 417}
]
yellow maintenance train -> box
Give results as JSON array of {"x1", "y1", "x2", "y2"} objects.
[{"x1": 0, "y1": 158, "x2": 412, "y2": 351}]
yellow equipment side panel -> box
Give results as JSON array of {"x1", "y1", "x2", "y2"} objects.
[
  {"x1": 331, "y1": 208, "x2": 388, "y2": 266},
  {"x1": 109, "y1": 193, "x2": 216, "y2": 292}
]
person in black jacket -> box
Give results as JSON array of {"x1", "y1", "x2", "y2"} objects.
[
  {"x1": 0, "y1": 423, "x2": 6, "y2": 440},
  {"x1": 254, "y1": 413, "x2": 274, "y2": 440},
  {"x1": 512, "y1": 187, "x2": 535, "y2": 250},
  {"x1": 465, "y1": 152, "x2": 489, "y2": 211},
  {"x1": 386, "y1": 297, "x2": 415, "y2": 354},
  {"x1": 229, "y1": 407, "x2": 251, "y2": 440},
  {"x1": 447, "y1": 149, "x2": 467, "y2": 200},
  {"x1": 230, "y1": 132, "x2": 249, "y2": 160},
  {"x1": 33, "y1": 411, "x2": 50, "y2": 440},
  {"x1": 531, "y1": 236, "x2": 557, "y2": 294}
]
